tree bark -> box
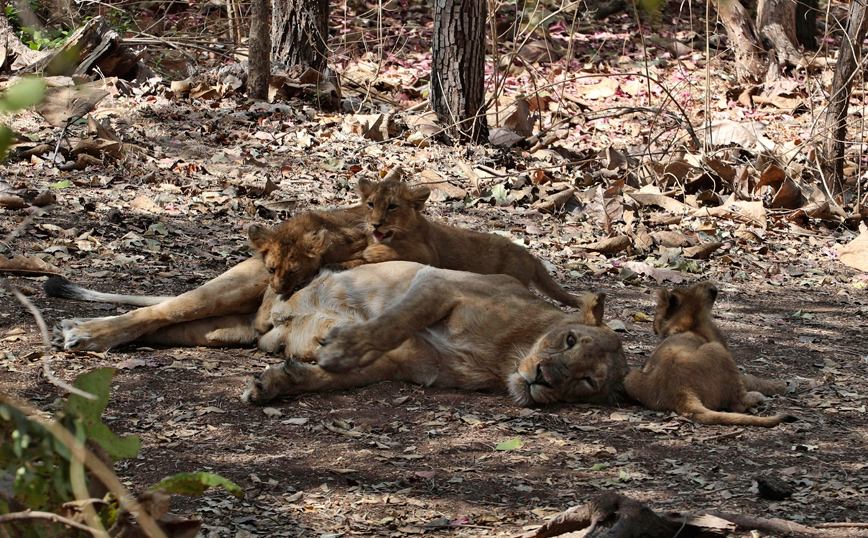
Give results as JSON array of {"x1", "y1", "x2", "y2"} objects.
[
  {"x1": 431, "y1": 0, "x2": 488, "y2": 142},
  {"x1": 757, "y1": 0, "x2": 801, "y2": 79},
  {"x1": 821, "y1": 0, "x2": 868, "y2": 199},
  {"x1": 272, "y1": 0, "x2": 328, "y2": 72},
  {"x1": 248, "y1": 0, "x2": 272, "y2": 100},
  {"x1": 710, "y1": 0, "x2": 768, "y2": 83}
]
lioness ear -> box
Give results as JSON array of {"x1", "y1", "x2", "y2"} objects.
[
  {"x1": 578, "y1": 291, "x2": 606, "y2": 326},
  {"x1": 248, "y1": 225, "x2": 272, "y2": 251},
  {"x1": 703, "y1": 282, "x2": 718, "y2": 304},
  {"x1": 656, "y1": 289, "x2": 679, "y2": 315},
  {"x1": 408, "y1": 185, "x2": 430, "y2": 211},
  {"x1": 357, "y1": 178, "x2": 374, "y2": 200}
]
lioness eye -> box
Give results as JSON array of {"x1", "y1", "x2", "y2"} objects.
[
  {"x1": 267, "y1": 266, "x2": 275, "y2": 274},
  {"x1": 387, "y1": 204, "x2": 398, "y2": 211},
  {"x1": 566, "y1": 333, "x2": 577, "y2": 348},
  {"x1": 367, "y1": 202, "x2": 375, "y2": 209},
  {"x1": 583, "y1": 377, "x2": 597, "y2": 389},
  {"x1": 316, "y1": 337, "x2": 328, "y2": 346}
]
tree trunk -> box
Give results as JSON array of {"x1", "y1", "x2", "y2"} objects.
[
  {"x1": 272, "y1": 0, "x2": 328, "y2": 72},
  {"x1": 710, "y1": 0, "x2": 767, "y2": 83},
  {"x1": 431, "y1": 0, "x2": 488, "y2": 143},
  {"x1": 821, "y1": 0, "x2": 868, "y2": 199},
  {"x1": 757, "y1": 0, "x2": 801, "y2": 79},
  {"x1": 248, "y1": 0, "x2": 272, "y2": 100}
]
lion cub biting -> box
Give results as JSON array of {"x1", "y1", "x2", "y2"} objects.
[
  {"x1": 356, "y1": 178, "x2": 585, "y2": 309},
  {"x1": 625, "y1": 281, "x2": 795, "y2": 427},
  {"x1": 247, "y1": 206, "x2": 369, "y2": 295}
]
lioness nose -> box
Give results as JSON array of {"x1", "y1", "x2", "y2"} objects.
[{"x1": 534, "y1": 364, "x2": 544, "y2": 384}]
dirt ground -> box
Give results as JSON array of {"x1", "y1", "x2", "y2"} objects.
[
  {"x1": 3, "y1": 181, "x2": 868, "y2": 536},
  {"x1": 3, "y1": 2, "x2": 868, "y2": 533}
]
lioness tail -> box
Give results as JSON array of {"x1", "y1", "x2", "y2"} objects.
[
  {"x1": 45, "y1": 276, "x2": 170, "y2": 307},
  {"x1": 683, "y1": 393, "x2": 796, "y2": 428}
]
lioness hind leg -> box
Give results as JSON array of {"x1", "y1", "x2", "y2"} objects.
[
  {"x1": 53, "y1": 257, "x2": 269, "y2": 351},
  {"x1": 135, "y1": 314, "x2": 259, "y2": 347},
  {"x1": 742, "y1": 391, "x2": 766, "y2": 409}
]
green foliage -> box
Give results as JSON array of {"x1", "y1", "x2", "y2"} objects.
[
  {"x1": 1, "y1": 368, "x2": 240, "y2": 536},
  {"x1": 0, "y1": 77, "x2": 45, "y2": 160},
  {"x1": 62, "y1": 369, "x2": 141, "y2": 462},
  {"x1": 150, "y1": 472, "x2": 243, "y2": 499}
]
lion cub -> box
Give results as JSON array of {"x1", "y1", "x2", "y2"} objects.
[
  {"x1": 248, "y1": 207, "x2": 368, "y2": 295},
  {"x1": 356, "y1": 178, "x2": 585, "y2": 309},
  {"x1": 625, "y1": 281, "x2": 796, "y2": 427}
]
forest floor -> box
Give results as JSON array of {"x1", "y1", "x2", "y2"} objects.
[{"x1": 2, "y1": 1, "x2": 868, "y2": 536}]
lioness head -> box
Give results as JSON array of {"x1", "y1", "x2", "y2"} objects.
[
  {"x1": 508, "y1": 293, "x2": 628, "y2": 406},
  {"x1": 653, "y1": 281, "x2": 718, "y2": 339},
  {"x1": 357, "y1": 178, "x2": 430, "y2": 243},
  {"x1": 248, "y1": 219, "x2": 328, "y2": 295}
]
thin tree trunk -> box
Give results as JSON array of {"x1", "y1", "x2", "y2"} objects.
[
  {"x1": 272, "y1": 0, "x2": 328, "y2": 72},
  {"x1": 248, "y1": 0, "x2": 272, "y2": 100},
  {"x1": 757, "y1": 0, "x2": 801, "y2": 79},
  {"x1": 710, "y1": 0, "x2": 768, "y2": 83},
  {"x1": 822, "y1": 0, "x2": 868, "y2": 198},
  {"x1": 431, "y1": 0, "x2": 488, "y2": 142}
]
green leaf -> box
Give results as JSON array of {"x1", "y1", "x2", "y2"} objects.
[
  {"x1": 495, "y1": 438, "x2": 523, "y2": 451},
  {"x1": 490, "y1": 184, "x2": 509, "y2": 201},
  {"x1": 150, "y1": 472, "x2": 243, "y2": 498},
  {"x1": 589, "y1": 463, "x2": 608, "y2": 471},
  {"x1": 49, "y1": 180, "x2": 71, "y2": 189},
  {"x1": 0, "y1": 77, "x2": 45, "y2": 113},
  {"x1": 618, "y1": 470, "x2": 631, "y2": 482},
  {"x1": 64, "y1": 368, "x2": 140, "y2": 461}
]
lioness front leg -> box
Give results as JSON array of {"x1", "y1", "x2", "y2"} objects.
[
  {"x1": 55, "y1": 257, "x2": 270, "y2": 351},
  {"x1": 317, "y1": 267, "x2": 470, "y2": 371},
  {"x1": 242, "y1": 357, "x2": 402, "y2": 405}
]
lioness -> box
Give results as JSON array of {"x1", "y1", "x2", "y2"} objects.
[
  {"x1": 624, "y1": 281, "x2": 796, "y2": 427},
  {"x1": 243, "y1": 261, "x2": 628, "y2": 406},
  {"x1": 48, "y1": 205, "x2": 368, "y2": 351},
  {"x1": 355, "y1": 178, "x2": 586, "y2": 309}
]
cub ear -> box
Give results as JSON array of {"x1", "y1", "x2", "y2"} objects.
[
  {"x1": 248, "y1": 225, "x2": 272, "y2": 251},
  {"x1": 700, "y1": 281, "x2": 718, "y2": 304},
  {"x1": 356, "y1": 178, "x2": 375, "y2": 200},
  {"x1": 656, "y1": 288, "x2": 679, "y2": 315},
  {"x1": 408, "y1": 185, "x2": 430, "y2": 211},
  {"x1": 303, "y1": 229, "x2": 327, "y2": 255}
]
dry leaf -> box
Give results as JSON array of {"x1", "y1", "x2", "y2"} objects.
[
  {"x1": 838, "y1": 224, "x2": 868, "y2": 272},
  {"x1": 627, "y1": 193, "x2": 691, "y2": 214},
  {"x1": 586, "y1": 185, "x2": 623, "y2": 234},
  {"x1": 580, "y1": 235, "x2": 632, "y2": 254},
  {"x1": 623, "y1": 261, "x2": 685, "y2": 283},
  {"x1": 683, "y1": 242, "x2": 723, "y2": 259},
  {"x1": 0, "y1": 255, "x2": 61, "y2": 276}
]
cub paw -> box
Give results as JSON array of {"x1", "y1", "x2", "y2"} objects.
[
  {"x1": 317, "y1": 324, "x2": 384, "y2": 371},
  {"x1": 362, "y1": 244, "x2": 397, "y2": 263}
]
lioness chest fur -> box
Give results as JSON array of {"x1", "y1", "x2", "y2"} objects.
[
  {"x1": 243, "y1": 261, "x2": 628, "y2": 406},
  {"x1": 624, "y1": 281, "x2": 795, "y2": 427},
  {"x1": 355, "y1": 178, "x2": 586, "y2": 309}
]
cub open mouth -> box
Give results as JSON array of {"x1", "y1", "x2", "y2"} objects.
[{"x1": 373, "y1": 230, "x2": 393, "y2": 242}]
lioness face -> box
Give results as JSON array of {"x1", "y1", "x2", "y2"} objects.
[
  {"x1": 357, "y1": 178, "x2": 430, "y2": 243},
  {"x1": 249, "y1": 224, "x2": 326, "y2": 295},
  {"x1": 654, "y1": 281, "x2": 717, "y2": 338},
  {"x1": 509, "y1": 323, "x2": 627, "y2": 406}
]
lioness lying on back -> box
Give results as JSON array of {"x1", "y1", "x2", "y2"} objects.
[
  {"x1": 354, "y1": 178, "x2": 586, "y2": 309},
  {"x1": 243, "y1": 261, "x2": 628, "y2": 406},
  {"x1": 625, "y1": 281, "x2": 795, "y2": 427}
]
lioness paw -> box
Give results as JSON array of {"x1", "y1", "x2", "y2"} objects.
[
  {"x1": 317, "y1": 325, "x2": 383, "y2": 371},
  {"x1": 241, "y1": 359, "x2": 311, "y2": 404},
  {"x1": 52, "y1": 317, "x2": 120, "y2": 351},
  {"x1": 362, "y1": 244, "x2": 397, "y2": 263}
]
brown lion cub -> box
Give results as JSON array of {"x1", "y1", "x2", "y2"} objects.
[
  {"x1": 247, "y1": 207, "x2": 369, "y2": 295},
  {"x1": 624, "y1": 281, "x2": 796, "y2": 427},
  {"x1": 356, "y1": 178, "x2": 585, "y2": 309}
]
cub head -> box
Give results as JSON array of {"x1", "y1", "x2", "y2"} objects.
[
  {"x1": 356, "y1": 178, "x2": 430, "y2": 243},
  {"x1": 509, "y1": 293, "x2": 628, "y2": 406},
  {"x1": 653, "y1": 281, "x2": 722, "y2": 341},
  {"x1": 248, "y1": 218, "x2": 329, "y2": 295}
]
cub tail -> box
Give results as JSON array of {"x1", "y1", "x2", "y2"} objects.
[
  {"x1": 682, "y1": 393, "x2": 797, "y2": 428},
  {"x1": 45, "y1": 276, "x2": 171, "y2": 307},
  {"x1": 532, "y1": 263, "x2": 586, "y2": 310},
  {"x1": 741, "y1": 373, "x2": 789, "y2": 396}
]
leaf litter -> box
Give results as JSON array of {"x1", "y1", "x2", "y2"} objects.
[{"x1": 2, "y1": 0, "x2": 868, "y2": 536}]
